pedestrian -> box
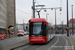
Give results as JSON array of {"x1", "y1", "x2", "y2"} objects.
[
  {"x1": 8, "y1": 31, "x2": 10, "y2": 38},
  {"x1": 1, "y1": 33, "x2": 4, "y2": 39},
  {"x1": 70, "y1": 32, "x2": 71, "y2": 35}
]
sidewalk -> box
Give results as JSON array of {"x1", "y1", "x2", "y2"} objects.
[
  {"x1": 0, "y1": 35, "x2": 29, "y2": 50},
  {"x1": 5, "y1": 34, "x2": 17, "y2": 39},
  {"x1": 71, "y1": 34, "x2": 75, "y2": 40},
  {"x1": 66, "y1": 35, "x2": 75, "y2": 50}
]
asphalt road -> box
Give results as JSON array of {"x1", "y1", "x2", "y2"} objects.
[{"x1": 14, "y1": 36, "x2": 72, "y2": 50}]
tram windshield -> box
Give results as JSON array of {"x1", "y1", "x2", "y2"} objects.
[{"x1": 30, "y1": 22, "x2": 44, "y2": 35}]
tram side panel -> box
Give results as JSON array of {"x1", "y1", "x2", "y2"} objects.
[{"x1": 47, "y1": 26, "x2": 54, "y2": 41}]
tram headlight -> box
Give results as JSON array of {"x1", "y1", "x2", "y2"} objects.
[{"x1": 32, "y1": 35, "x2": 35, "y2": 36}]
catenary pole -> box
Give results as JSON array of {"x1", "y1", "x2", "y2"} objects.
[
  {"x1": 33, "y1": 0, "x2": 35, "y2": 18},
  {"x1": 67, "y1": 0, "x2": 69, "y2": 37},
  {"x1": 71, "y1": 5, "x2": 74, "y2": 35}
]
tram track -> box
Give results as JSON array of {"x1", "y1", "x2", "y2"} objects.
[
  {"x1": 10, "y1": 43, "x2": 29, "y2": 50},
  {"x1": 10, "y1": 36, "x2": 55, "y2": 50},
  {"x1": 10, "y1": 35, "x2": 72, "y2": 50}
]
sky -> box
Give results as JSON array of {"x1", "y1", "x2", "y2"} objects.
[{"x1": 16, "y1": 0, "x2": 75, "y2": 25}]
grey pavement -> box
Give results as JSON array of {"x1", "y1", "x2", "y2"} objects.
[
  {"x1": 14, "y1": 36, "x2": 72, "y2": 50},
  {"x1": 0, "y1": 35, "x2": 29, "y2": 50},
  {"x1": 71, "y1": 34, "x2": 75, "y2": 39},
  {"x1": 0, "y1": 34, "x2": 75, "y2": 50},
  {"x1": 70, "y1": 34, "x2": 75, "y2": 50}
]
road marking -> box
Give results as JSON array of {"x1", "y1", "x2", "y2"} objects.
[
  {"x1": 13, "y1": 45, "x2": 30, "y2": 50},
  {"x1": 65, "y1": 36, "x2": 74, "y2": 50},
  {"x1": 21, "y1": 37, "x2": 23, "y2": 39},
  {"x1": 48, "y1": 36, "x2": 59, "y2": 50},
  {"x1": 34, "y1": 45, "x2": 45, "y2": 50},
  {"x1": 10, "y1": 43, "x2": 29, "y2": 50},
  {"x1": 18, "y1": 45, "x2": 30, "y2": 50},
  {"x1": 63, "y1": 36, "x2": 68, "y2": 50},
  {"x1": 17, "y1": 37, "x2": 19, "y2": 39},
  {"x1": 71, "y1": 36, "x2": 75, "y2": 41},
  {"x1": 27, "y1": 35, "x2": 29, "y2": 36},
  {"x1": 25, "y1": 35, "x2": 28, "y2": 37}
]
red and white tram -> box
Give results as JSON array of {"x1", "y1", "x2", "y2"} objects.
[{"x1": 29, "y1": 18, "x2": 54, "y2": 43}]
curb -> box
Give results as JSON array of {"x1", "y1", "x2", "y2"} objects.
[
  {"x1": 10, "y1": 43, "x2": 29, "y2": 50},
  {"x1": 65, "y1": 36, "x2": 74, "y2": 50}
]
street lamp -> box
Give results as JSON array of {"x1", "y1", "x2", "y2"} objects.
[
  {"x1": 46, "y1": 13, "x2": 49, "y2": 20},
  {"x1": 67, "y1": 0, "x2": 69, "y2": 37},
  {"x1": 71, "y1": 5, "x2": 74, "y2": 35},
  {"x1": 53, "y1": 8, "x2": 62, "y2": 34},
  {"x1": 55, "y1": 9, "x2": 56, "y2": 34}
]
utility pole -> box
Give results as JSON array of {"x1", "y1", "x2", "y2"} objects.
[
  {"x1": 55, "y1": 9, "x2": 56, "y2": 34},
  {"x1": 71, "y1": 5, "x2": 74, "y2": 35},
  {"x1": 62, "y1": 21, "x2": 63, "y2": 34},
  {"x1": 46, "y1": 14, "x2": 47, "y2": 20},
  {"x1": 33, "y1": 0, "x2": 35, "y2": 18},
  {"x1": 67, "y1": 0, "x2": 69, "y2": 37},
  {"x1": 23, "y1": 19, "x2": 24, "y2": 30},
  {"x1": 46, "y1": 14, "x2": 49, "y2": 20}
]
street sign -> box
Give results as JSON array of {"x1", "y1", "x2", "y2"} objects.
[
  {"x1": 51, "y1": 8, "x2": 53, "y2": 10},
  {"x1": 6, "y1": 28, "x2": 13, "y2": 30}
]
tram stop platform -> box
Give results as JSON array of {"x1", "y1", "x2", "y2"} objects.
[{"x1": 0, "y1": 35, "x2": 29, "y2": 50}]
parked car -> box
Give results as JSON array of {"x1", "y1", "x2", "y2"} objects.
[
  {"x1": 17, "y1": 30, "x2": 24, "y2": 36},
  {"x1": 24, "y1": 31, "x2": 29, "y2": 35}
]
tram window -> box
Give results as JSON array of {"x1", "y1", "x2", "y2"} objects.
[
  {"x1": 30, "y1": 22, "x2": 44, "y2": 36},
  {"x1": 46, "y1": 26, "x2": 48, "y2": 35}
]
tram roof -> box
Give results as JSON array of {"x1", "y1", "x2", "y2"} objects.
[{"x1": 29, "y1": 18, "x2": 47, "y2": 22}]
